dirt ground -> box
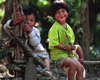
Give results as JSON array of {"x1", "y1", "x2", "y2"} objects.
[
  {"x1": 0, "y1": 60, "x2": 100, "y2": 80},
  {"x1": 50, "y1": 62, "x2": 100, "y2": 80},
  {"x1": 84, "y1": 64, "x2": 100, "y2": 80}
]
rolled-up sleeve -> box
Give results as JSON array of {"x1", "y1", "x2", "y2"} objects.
[
  {"x1": 49, "y1": 25, "x2": 59, "y2": 47},
  {"x1": 29, "y1": 29, "x2": 40, "y2": 47},
  {"x1": 3, "y1": 20, "x2": 14, "y2": 36}
]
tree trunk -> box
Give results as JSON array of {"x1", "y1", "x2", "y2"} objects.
[
  {"x1": 2, "y1": 0, "x2": 12, "y2": 37},
  {"x1": 0, "y1": 0, "x2": 12, "y2": 60},
  {"x1": 81, "y1": 0, "x2": 90, "y2": 60},
  {"x1": 12, "y1": 1, "x2": 25, "y2": 78}
]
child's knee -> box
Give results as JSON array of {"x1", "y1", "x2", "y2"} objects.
[
  {"x1": 77, "y1": 65, "x2": 84, "y2": 72},
  {"x1": 81, "y1": 65, "x2": 84, "y2": 71},
  {"x1": 70, "y1": 61, "x2": 77, "y2": 70}
]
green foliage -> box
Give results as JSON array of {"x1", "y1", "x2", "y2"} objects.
[
  {"x1": 90, "y1": 46, "x2": 100, "y2": 59},
  {"x1": 0, "y1": 0, "x2": 5, "y2": 4},
  {"x1": 66, "y1": 0, "x2": 81, "y2": 9},
  {"x1": 0, "y1": 10, "x2": 4, "y2": 18},
  {"x1": 37, "y1": 2, "x2": 42, "y2": 8},
  {"x1": 93, "y1": 0, "x2": 95, "y2": 3},
  {"x1": 0, "y1": 0, "x2": 1, "y2": 4},
  {"x1": 81, "y1": 2, "x2": 86, "y2": 9},
  {"x1": 0, "y1": 0, "x2": 5, "y2": 20},
  {"x1": 91, "y1": 28, "x2": 100, "y2": 47},
  {"x1": 43, "y1": 1, "x2": 48, "y2": 5},
  {"x1": 47, "y1": 16, "x2": 55, "y2": 24}
]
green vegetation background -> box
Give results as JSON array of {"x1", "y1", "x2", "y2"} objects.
[{"x1": 0, "y1": 0, "x2": 100, "y2": 60}]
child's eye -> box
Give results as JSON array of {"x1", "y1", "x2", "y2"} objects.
[
  {"x1": 62, "y1": 10, "x2": 64, "y2": 12},
  {"x1": 62, "y1": 10, "x2": 66, "y2": 12},
  {"x1": 31, "y1": 20, "x2": 34, "y2": 22}
]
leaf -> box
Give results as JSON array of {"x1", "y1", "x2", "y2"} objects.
[
  {"x1": 37, "y1": 2, "x2": 42, "y2": 8},
  {"x1": 0, "y1": 11, "x2": 4, "y2": 18},
  {"x1": 43, "y1": 1, "x2": 48, "y2": 5},
  {"x1": 47, "y1": 16, "x2": 55, "y2": 23}
]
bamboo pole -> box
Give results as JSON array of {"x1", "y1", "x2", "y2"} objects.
[{"x1": 84, "y1": 61, "x2": 100, "y2": 65}]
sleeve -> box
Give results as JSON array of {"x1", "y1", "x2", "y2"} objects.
[
  {"x1": 48, "y1": 24, "x2": 59, "y2": 47},
  {"x1": 67, "y1": 24, "x2": 75, "y2": 43},
  {"x1": 3, "y1": 20, "x2": 14, "y2": 37},
  {"x1": 28, "y1": 28, "x2": 40, "y2": 47}
]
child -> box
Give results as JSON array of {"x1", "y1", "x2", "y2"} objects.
[
  {"x1": 4, "y1": 7, "x2": 50, "y2": 75},
  {"x1": 48, "y1": 0, "x2": 84, "y2": 80}
]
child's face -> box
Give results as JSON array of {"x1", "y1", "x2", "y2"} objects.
[
  {"x1": 54, "y1": 8, "x2": 68, "y2": 23},
  {"x1": 25, "y1": 14, "x2": 36, "y2": 28}
]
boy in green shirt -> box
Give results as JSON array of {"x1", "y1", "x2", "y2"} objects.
[{"x1": 48, "y1": 0, "x2": 84, "y2": 80}]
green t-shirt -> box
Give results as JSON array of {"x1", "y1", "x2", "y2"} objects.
[{"x1": 48, "y1": 21, "x2": 75, "y2": 60}]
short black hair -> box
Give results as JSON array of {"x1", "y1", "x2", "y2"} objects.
[
  {"x1": 50, "y1": 0, "x2": 69, "y2": 17},
  {"x1": 23, "y1": 7, "x2": 38, "y2": 22}
]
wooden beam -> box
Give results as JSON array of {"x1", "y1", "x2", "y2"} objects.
[{"x1": 84, "y1": 61, "x2": 100, "y2": 65}]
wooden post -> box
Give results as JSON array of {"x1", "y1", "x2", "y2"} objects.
[
  {"x1": 13, "y1": 0, "x2": 25, "y2": 78},
  {"x1": 25, "y1": 57, "x2": 37, "y2": 80}
]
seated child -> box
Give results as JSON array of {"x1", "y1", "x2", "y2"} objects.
[
  {"x1": 4, "y1": 7, "x2": 50, "y2": 75},
  {"x1": 48, "y1": 0, "x2": 84, "y2": 80},
  {"x1": 46, "y1": 39, "x2": 85, "y2": 80}
]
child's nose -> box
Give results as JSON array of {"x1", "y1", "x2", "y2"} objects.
[
  {"x1": 60, "y1": 12, "x2": 63, "y2": 15},
  {"x1": 27, "y1": 20, "x2": 30, "y2": 24}
]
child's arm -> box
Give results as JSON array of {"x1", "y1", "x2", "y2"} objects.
[
  {"x1": 79, "y1": 58, "x2": 84, "y2": 64},
  {"x1": 22, "y1": 24, "x2": 40, "y2": 47},
  {"x1": 76, "y1": 46, "x2": 84, "y2": 64},
  {"x1": 4, "y1": 14, "x2": 26, "y2": 36},
  {"x1": 78, "y1": 55, "x2": 84, "y2": 64},
  {"x1": 54, "y1": 44, "x2": 72, "y2": 52},
  {"x1": 10, "y1": 14, "x2": 26, "y2": 26}
]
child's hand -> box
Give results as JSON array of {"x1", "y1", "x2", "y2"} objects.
[
  {"x1": 71, "y1": 45, "x2": 76, "y2": 50},
  {"x1": 70, "y1": 43, "x2": 76, "y2": 50},
  {"x1": 16, "y1": 13, "x2": 26, "y2": 23},
  {"x1": 12, "y1": 14, "x2": 26, "y2": 25},
  {"x1": 65, "y1": 45, "x2": 72, "y2": 52},
  {"x1": 78, "y1": 58, "x2": 84, "y2": 64},
  {"x1": 22, "y1": 24, "x2": 32, "y2": 33}
]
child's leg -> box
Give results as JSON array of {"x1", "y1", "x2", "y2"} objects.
[
  {"x1": 76, "y1": 61, "x2": 84, "y2": 80},
  {"x1": 74, "y1": 45, "x2": 84, "y2": 80},
  {"x1": 63, "y1": 57, "x2": 77, "y2": 80},
  {"x1": 43, "y1": 58, "x2": 50, "y2": 70}
]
